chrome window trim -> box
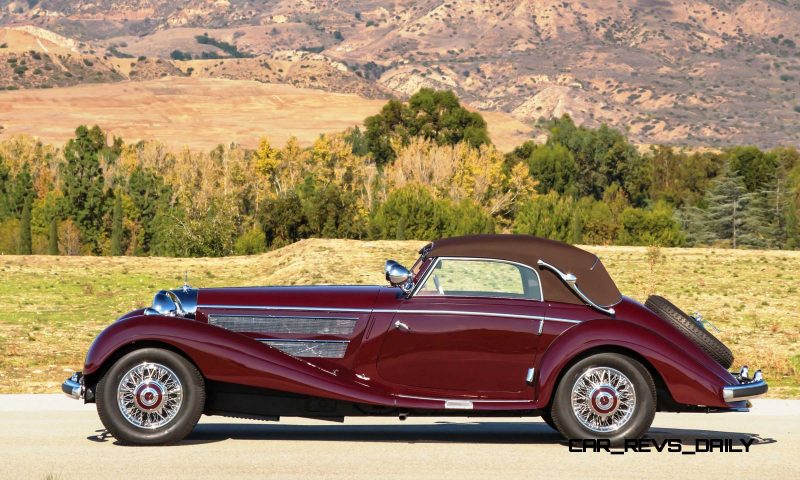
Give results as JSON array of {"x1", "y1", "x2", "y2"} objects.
[
  {"x1": 197, "y1": 305, "x2": 581, "y2": 326},
  {"x1": 411, "y1": 256, "x2": 545, "y2": 302}
]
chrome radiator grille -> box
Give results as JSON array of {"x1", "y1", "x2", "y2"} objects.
[
  {"x1": 258, "y1": 339, "x2": 349, "y2": 358},
  {"x1": 208, "y1": 315, "x2": 356, "y2": 335}
]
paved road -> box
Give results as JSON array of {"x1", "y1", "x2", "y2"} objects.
[{"x1": 2, "y1": 395, "x2": 799, "y2": 480}]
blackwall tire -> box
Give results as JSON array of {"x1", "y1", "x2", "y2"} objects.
[
  {"x1": 541, "y1": 411, "x2": 557, "y2": 431},
  {"x1": 550, "y1": 353, "x2": 656, "y2": 445},
  {"x1": 96, "y1": 348, "x2": 205, "y2": 445},
  {"x1": 645, "y1": 295, "x2": 734, "y2": 369}
]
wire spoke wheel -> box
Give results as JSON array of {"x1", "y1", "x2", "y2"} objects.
[
  {"x1": 570, "y1": 366, "x2": 636, "y2": 433},
  {"x1": 117, "y1": 362, "x2": 184, "y2": 429}
]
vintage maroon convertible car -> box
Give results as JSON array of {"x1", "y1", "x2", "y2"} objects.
[{"x1": 63, "y1": 234, "x2": 767, "y2": 445}]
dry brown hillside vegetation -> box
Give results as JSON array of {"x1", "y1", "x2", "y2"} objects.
[
  {"x1": 0, "y1": 77, "x2": 532, "y2": 150},
  {"x1": 1, "y1": 1, "x2": 800, "y2": 146},
  {"x1": 0, "y1": 239, "x2": 798, "y2": 396}
]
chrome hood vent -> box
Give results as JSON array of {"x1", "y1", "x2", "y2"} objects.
[{"x1": 207, "y1": 315, "x2": 356, "y2": 335}]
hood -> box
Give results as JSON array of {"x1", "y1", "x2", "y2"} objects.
[{"x1": 196, "y1": 285, "x2": 382, "y2": 311}]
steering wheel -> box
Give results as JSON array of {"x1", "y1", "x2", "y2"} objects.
[{"x1": 433, "y1": 275, "x2": 445, "y2": 295}]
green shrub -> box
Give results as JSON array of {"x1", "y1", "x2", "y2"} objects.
[{"x1": 235, "y1": 227, "x2": 266, "y2": 255}]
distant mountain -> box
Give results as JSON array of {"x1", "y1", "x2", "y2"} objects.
[{"x1": 2, "y1": 0, "x2": 800, "y2": 147}]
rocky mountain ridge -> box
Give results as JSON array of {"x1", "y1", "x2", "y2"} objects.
[{"x1": 1, "y1": 1, "x2": 799, "y2": 147}]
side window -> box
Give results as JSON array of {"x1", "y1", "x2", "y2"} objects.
[{"x1": 416, "y1": 258, "x2": 542, "y2": 301}]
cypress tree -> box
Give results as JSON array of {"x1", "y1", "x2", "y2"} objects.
[
  {"x1": 738, "y1": 189, "x2": 779, "y2": 249},
  {"x1": 111, "y1": 193, "x2": 123, "y2": 256},
  {"x1": 48, "y1": 216, "x2": 59, "y2": 255},
  {"x1": 703, "y1": 169, "x2": 748, "y2": 248},
  {"x1": 18, "y1": 197, "x2": 32, "y2": 255},
  {"x1": 61, "y1": 125, "x2": 108, "y2": 254}
]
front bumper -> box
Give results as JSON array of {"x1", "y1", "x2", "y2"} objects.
[
  {"x1": 723, "y1": 367, "x2": 768, "y2": 402},
  {"x1": 62, "y1": 372, "x2": 84, "y2": 400}
]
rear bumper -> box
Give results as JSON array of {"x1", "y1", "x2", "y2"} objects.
[
  {"x1": 62, "y1": 372, "x2": 84, "y2": 400},
  {"x1": 723, "y1": 367, "x2": 768, "y2": 402}
]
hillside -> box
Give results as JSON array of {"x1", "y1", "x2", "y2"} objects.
[
  {"x1": 0, "y1": 239, "x2": 798, "y2": 395},
  {"x1": 1, "y1": 1, "x2": 800, "y2": 147},
  {"x1": 0, "y1": 27, "x2": 123, "y2": 88},
  {"x1": 0, "y1": 76, "x2": 533, "y2": 150}
]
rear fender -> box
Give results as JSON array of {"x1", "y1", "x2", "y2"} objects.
[
  {"x1": 83, "y1": 315, "x2": 391, "y2": 406},
  {"x1": 536, "y1": 319, "x2": 735, "y2": 409}
]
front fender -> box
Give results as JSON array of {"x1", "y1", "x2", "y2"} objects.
[
  {"x1": 536, "y1": 319, "x2": 736, "y2": 409},
  {"x1": 83, "y1": 315, "x2": 391, "y2": 406}
]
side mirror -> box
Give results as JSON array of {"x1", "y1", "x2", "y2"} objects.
[{"x1": 385, "y1": 260, "x2": 413, "y2": 293}]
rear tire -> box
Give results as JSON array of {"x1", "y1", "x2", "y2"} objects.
[
  {"x1": 550, "y1": 353, "x2": 656, "y2": 445},
  {"x1": 645, "y1": 295, "x2": 734, "y2": 369},
  {"x1": 96, "y1": 348, "x2": 205, "y2": 445}
]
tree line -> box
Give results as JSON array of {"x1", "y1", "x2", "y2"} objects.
[{"x1": 0, "y1": 88, "x2": 798, "y2": 256}]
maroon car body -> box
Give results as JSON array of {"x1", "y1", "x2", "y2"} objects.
[{"x1": 63, "y1": 234, "x2": 767, "y2": 444}]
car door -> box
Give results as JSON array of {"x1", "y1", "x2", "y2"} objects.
[{"x1": 376, "y1": 257, "x2": 545, "y2": 395}]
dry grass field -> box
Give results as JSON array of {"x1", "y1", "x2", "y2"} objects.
[
  {"x1": 0, "y1": 77, "x2": 533, "y2": 151},
  {"x1": 0, "y1": 239, "x2": 798, "y2": 397}
]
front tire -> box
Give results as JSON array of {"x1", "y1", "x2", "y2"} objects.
[
  {"x1": 96, "y1": 348, "x2": 205, "y2": 445},
  {"x1": 540, "y1": 411, "x2": 557, "y2": 430},
  {"x1": 550, "y1": 353, "x2": 656, "y2": 445}
]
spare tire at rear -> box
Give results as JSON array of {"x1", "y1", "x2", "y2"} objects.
[{"x1": 644, "y1": 295, "x2": 734, "y2": 369}]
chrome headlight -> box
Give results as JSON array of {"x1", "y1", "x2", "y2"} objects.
[{"x1": 144, "y1": 287, "x2": 198, "y2": 318}]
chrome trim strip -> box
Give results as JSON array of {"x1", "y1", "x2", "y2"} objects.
[
  {"x1": 200, "y1": 305, "x2": 374, "y2": 313},
  {"x1": 445, "y1": 400, "x2": 474, "y2": 410},
  {"x1": 411, "y1": 256, "x2": 544, "y2": 301},
  {"x1": 537, "y1": 259, "x2": 616, "y2": 316},
  {"x1": 199, "y1": 304, "x2": 581, "y2": 326},
  {"x1": 393, "y1": 309, "x2": 546, "y2": 321},
  {"x1": 396, "y1": 394, "x2": 532, "y2": 404}
]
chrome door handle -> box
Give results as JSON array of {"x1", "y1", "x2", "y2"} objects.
[{"x1": 394, "y1": 320, "x2": 410, "y2": 332}]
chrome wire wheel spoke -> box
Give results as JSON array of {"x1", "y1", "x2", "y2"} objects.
[
  {"x1": 117, "y1": 362, "x2": 183, "y2": 429},
  {"x1": 570, "y1": 366, "x2": 636, "y2": 433}
]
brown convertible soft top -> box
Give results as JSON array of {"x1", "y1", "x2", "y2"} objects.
[{"x1": 422, "y1": 234, "x2": 622, "y2": 307}]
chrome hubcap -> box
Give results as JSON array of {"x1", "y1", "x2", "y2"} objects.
[
  {"x1": 117, "y1": 362, "x2": 183, "y2": 429},
  {"x1": 571, "y1": 367, "x2": 636, "y2": 433}
]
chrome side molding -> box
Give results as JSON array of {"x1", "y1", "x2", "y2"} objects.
[
  {"x1": 537, "y1": 259, "x2": 616, "y2": 316},
  {"x1": 199, "y1": 304, "x2": 582, "y2": 326}
]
